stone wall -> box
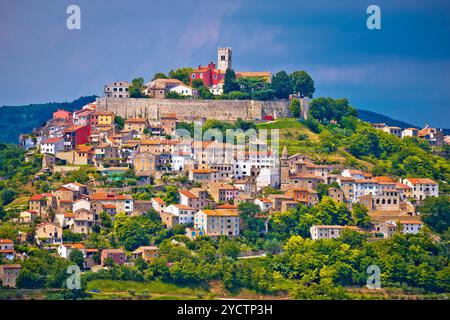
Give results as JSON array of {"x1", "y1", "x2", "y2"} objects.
[{"x1": 96, "y1": 97, "x2": 292, "y2": 122}]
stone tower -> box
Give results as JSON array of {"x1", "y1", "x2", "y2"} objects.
[
  {"x1": 280, "y1": 145, "x2": 290, "y2": 185},
  {"x1": 218, "y1": 47, "x2": 232, "y2": 71}
]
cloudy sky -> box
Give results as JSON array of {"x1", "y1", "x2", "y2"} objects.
[{"x1": 1, "y1": 0, "x2": 449, "y2": 127}]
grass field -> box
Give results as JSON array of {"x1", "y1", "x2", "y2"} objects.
[
  {"x1": 86, "y1": 279, "x2": 213, "y2": 300},
  {"x1": 256, "y1": 118, "x2": 372, "y2": 170}
]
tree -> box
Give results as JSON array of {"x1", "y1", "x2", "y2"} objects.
[
  {"x1": 223, "y1": 68, "x2": 240, "y2": 94},
  {"x1": 63, "y1": 230, "x2": 83, "y2": 243},
  {"x1": 69, "y1": 249, "x2": 85, "y2": 269},
  {"x1": 0, "y1": 188, "x2": 17, "y2": 205},
  {"x1": 129, "y1": 77, "x2": 146, "y2": 98},
  {"x1": 290, "y1": 70, "x2": 315, "y2": 98},
  {"x1": 270, "y1": 71, "x2": 292, "y2": 99},
  {"x1": 263, "y1": 238, "x2": 282, "y2": 254},
  {"x1": 199, "y1": 86, "x2": 213, "y2": 99},
  {"x1": 115, "y1": 116, "x2": 125, "y2": 130},
  {"x1": 218, "y1": 239, "x2": 240, "y2": 259},
  {"x1": 163, "y1": 186, "x2": 179, "y2": 205},
  {"x1": 191, "y1": 79, "x2": 204, "y2": 89},
  {"x1": 420, "y1": 196, "x2": 450, "y2": 234},
  {"x1": 152, "y1": 72, "x2": 168, "y2": 80},
  {"x1": 289, "y1": 98, "x2": 301, "y2": 118},
  {"x1": 351, "y1": 203, "x2": 372, "y2": 228},
  {"x1": 168, "y1": 67, "x2": 194, "y2": 85}
]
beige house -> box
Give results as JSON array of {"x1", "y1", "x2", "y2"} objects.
[
  {"x1": 35, "y1": 222, "x2": 63, "y2": 245},
  {"x1": 179, "y1": 189, "x2": 214, "y2": 211},
  {"x1": 133, "y1": 152, "x2": 159, "y2": 177},
  {"x1": 0, "y1": 265, "x2": 21, "y2": 288},
  {"x1": 131, "y1": 246, "x2": 160, "y2": 262},
  {"x1": 89, "y1": 192, "x2": 134, "y2": 214},
  {"x1": 19, "y1": 210, "x2": 38, "y2": 223},
  {"x1": 194, "y1": 209, "x2": 240, "y2": 237},
  {"x1": 124, "y1": 118, "x2": 148, "y2": 133}
]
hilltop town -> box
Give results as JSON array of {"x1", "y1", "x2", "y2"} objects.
[{"x1": 0, "y1": 48, "x2": 449, "y2": 300}]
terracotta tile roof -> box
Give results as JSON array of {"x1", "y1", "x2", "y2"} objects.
[
  {"x1": 216, "y1": 203, "x2": 238, "y2": 210},
  {"x1": 395, "y1": 182, "x2": 411, "y2": 190},
  {"x1": 372, "y1": 176, "x2": 395, "y2": 183},
  {"x1": 30, "y1": 194, "x2": 45, "y2": 201},
  {"x1": 0, "y1": 239, "x2": 13, "y2": 244},
  {"x1": 42, "y1": 137, "x2": 64, "y2": 144},
  {"x1": 405, "y1": 178, "x2": 438, "y2": 185},
  {"x1": 152, "y1": 197, "x2": 166, "y2": 205},
  {"x1": 63, "y1": 243, "x2": 85, "y2": 249},
  {"x1": 125, "y1": 118, "x2": 147, "y2": 123},
  {"x1": 172, "y1": 204, "x2": 195, "y2": 210},
  {"x1": 90, "y1": 192, "x2": 132, "y2": 201},
  {"x1": 65, "y1": 125, "x2": 86, "y2": 133},
  {"x1": 200, "y1": 209, "x2": 239, "y2": 217},
  {"x1": 256, "y1": 198, "x2": 272, "y2": 203},
  {"x1": 75, "y1": 145, "x2": 93, "y2": 153},
  {"x1": 399, "y1": 220, "x2": 423, "y2": 224},
  {"x1": 179, "y1": 190, "x2": 198, "y2": 199}
]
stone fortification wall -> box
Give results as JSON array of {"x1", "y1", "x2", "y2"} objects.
[{"x1": 96, "y1": 97, "x2": 291, "y2": 122}]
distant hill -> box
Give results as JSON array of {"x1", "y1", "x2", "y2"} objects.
[
  {"x1": 356, "y1": 109, "x2": 418, "y2": 129},
  {"x1": 357, "y1": 109, "x2": 449, "y2": 135},
  {"x1": 0, "y1": 96, "x2": 97, "y2": 143}
]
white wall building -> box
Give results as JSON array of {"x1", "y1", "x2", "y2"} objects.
[
  {"x1": 40, "y1": 137, "x2": 64, "y2": 155},
  {"x1": 165, "y1": 204, "x2": 196, "y2": 225},
  {"x1": 402, "y1": 178, "x2": 439, "y2": 201},
  {"x1": 104, "y1": 81, "x2": 130, "y2": 98},
  {"x1": 169, "y1": 84, "x2": 198, "y2": 97}
]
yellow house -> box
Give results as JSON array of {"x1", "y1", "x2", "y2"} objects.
[{"x1": 90, "y1": 111, "x2": 115, "y2": 126}]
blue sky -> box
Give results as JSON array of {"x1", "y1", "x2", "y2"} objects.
[{"x1": 1, "y1": 0, "x2": 449, "y2": 127}]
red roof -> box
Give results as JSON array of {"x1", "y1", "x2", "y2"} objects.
[
  {"x1": 0, "y1": 239, "x2": 13, "y2": 244},
  {"x1": 30, "y1": 194, "x2": 45, "y2": 201},
  {"x1": 405, "y1": 178, "x2": 438, "y2": 185},
  {"x1": 42, "y1": 137, "x2": 64, "y2": 144},
  {"x1": 179, "y1": 190, "x2": 197, "y2": 199}
]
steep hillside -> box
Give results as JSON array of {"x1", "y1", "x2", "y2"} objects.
[{"x1": 0, "y1": 96, "x2": 97, "y2": 143}]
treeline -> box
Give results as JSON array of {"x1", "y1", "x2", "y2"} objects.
[{"x1": 274, "y1": 231, "x2": 450, "y2": 294}]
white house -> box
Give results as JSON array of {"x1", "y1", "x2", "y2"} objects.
[
  {"x1": 401, "y1": 128, "x2": 419, "y2": 139},
  {"x1": 169, "y1": 84, "x2": 199, "y2": 97},
  {"x1": 73, "y1": 199, "x2": 91, "y2": 213},
  {"x1": 256, "y1": 167, "x2": 280, "y2": 191},
  {"x1": 402, "y1": 178, "x2": 439, "y2": 201},
  {"x1": 341, "y1": 169, "x2": 367, "y2": 180},
  {"x1": 165, "y1": 204, "x2": 196, "y2": 225},
  {"x1": 310, "y1": 225, "x2": 345, "y2": 240},
  {"x1": 57, "y1": 243, "x2": 86, "y2": 259},
  {"x1": 255, "y1": 198, "x2": 272, "y2": 212},
  {"x1": 40, "y1": 137, "x2": 64, "y2": 155},
  {"x1": 399, "y1": 220, "x2": 423, "y2": 235}
]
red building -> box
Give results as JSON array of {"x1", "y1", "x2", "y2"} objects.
[
  {"x1": 63, "y1": 125, "x2": 91, "y2": 151},
  {"x1": 190, "y1": 62, "x2": 225, "y2": 87},
  {"x1": 101, "y1": 249, "x2": 126, "y2": 266},
  {"x1": 53, "y1": 109, "x2": 73, "y2": 122}
]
